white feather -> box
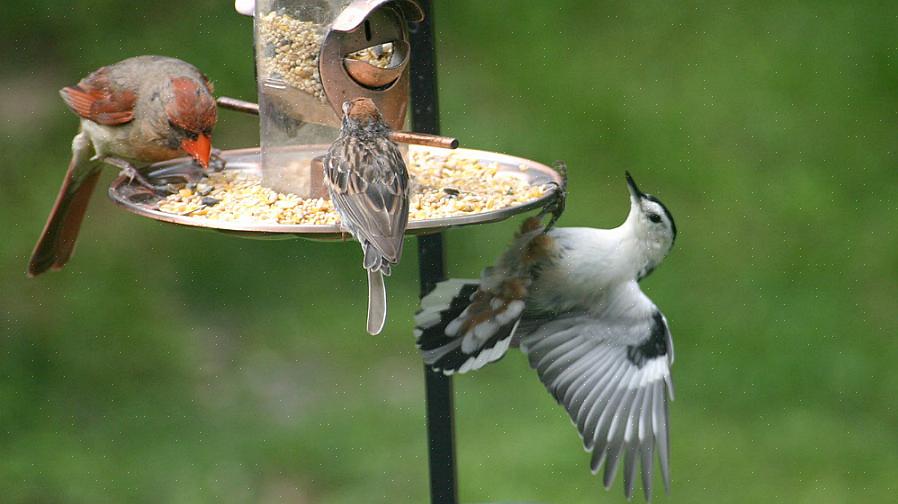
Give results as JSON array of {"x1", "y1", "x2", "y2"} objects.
[
  {"x1": 444, "y1": 316, "x2": 464, "y2": 337},
  {"x1": 473, "y1": 320, "x2": 499, "y2": 343}
]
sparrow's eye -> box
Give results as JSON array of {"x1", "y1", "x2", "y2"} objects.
[{"x1": 648, "y1": 213, "x2": 662, "y2": 223}]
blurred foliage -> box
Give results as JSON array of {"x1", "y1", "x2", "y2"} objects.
[{"x1": 2, "y1": 0, "x2": 897, "y2": 502}]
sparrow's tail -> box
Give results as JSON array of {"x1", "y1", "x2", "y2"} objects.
[
  {"x1": 28, "y1": 132, "x2": 101, "y2": 277},
  {"x1": 366, "y1": 269, "x2": 387, "y2": 335},
  {"x1": 414, "y1": 278, "x2": 523, "y2": 375}
]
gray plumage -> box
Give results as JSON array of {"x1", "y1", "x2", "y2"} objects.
[{"x1": 415, "y1": 173, "x2": 678, "y2": 500}]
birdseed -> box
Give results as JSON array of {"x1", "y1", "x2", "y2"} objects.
[
  {"x1": 257, "y1": 12, "x2": 328, "y2": 102},
  {"x1": 156, "y1": 150, "x2": 549, "y2": 226},
  {"x1": 257, "y1": 12, "x2": 399, "y2": 103},
  {"x1": 347, "y1": 42, "x2": 395, "y2": 69}
]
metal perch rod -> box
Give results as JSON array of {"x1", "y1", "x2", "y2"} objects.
[{"x1": 216, "y1": 96, "x2": 460, "y2": 149}]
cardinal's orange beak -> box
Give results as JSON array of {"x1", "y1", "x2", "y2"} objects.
[{"x1": 181, "y1": 134, "x2": 212, "y2": 169}]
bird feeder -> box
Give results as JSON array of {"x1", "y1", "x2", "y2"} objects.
[
  {"x1": 254, "y1": 0, "x2": 423, "y2": 196},
  {"x1": 107, "y1": 1, "x2": 563, "y2": 502}
]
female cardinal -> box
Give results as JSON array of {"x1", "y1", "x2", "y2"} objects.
[
  {"x1": 28, "y1": 55, "x2": 217, "y2": 277},
  {"x1": 324, "y1": 98, "x2": 410, "y2": 335}
]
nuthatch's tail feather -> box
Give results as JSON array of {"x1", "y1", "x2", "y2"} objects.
[
  {"x1": 366, "y1": 269, "x2": 387, "y2": 335},
  {"x1": 414, "y1": 278, "x2": 521, "y2": 375}
]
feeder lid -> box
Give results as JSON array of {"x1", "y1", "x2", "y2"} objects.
[
  {"x1": 234, "y1": 0, "x2": 254, "y2": 16},
  {"x1": 332, "y1": 0, "x2": 424, "y2": 32}
]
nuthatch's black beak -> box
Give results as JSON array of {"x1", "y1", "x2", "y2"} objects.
[{"x1": 626, "y1": 171, "x2": 645, "y2": 201}]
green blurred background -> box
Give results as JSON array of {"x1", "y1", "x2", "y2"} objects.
[{"x1": 2, "y1": 1, "x2": 897, "y2": 502}]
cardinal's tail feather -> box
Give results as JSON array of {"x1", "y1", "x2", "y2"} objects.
[{"x1": 28, "y1": 132, "x2": 101, "y2": 277}]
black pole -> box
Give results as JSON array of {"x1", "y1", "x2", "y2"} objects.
[{"x1": 409, "y1": 2, "x2": 459, "y2": 504}]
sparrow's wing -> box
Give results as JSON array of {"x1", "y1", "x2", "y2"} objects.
[
  {"x1": 324, "y1": 136, "x2": 409, "y2": 271},
  {"x1": 59, "y1": 66, "x2": 137, "y2": 126},
  {"x1": 519, "y1": 284, "x2": 674, "y2": 502},
  {"x1": 414, "y1": 218, "x2": 557, "y2": 374}
]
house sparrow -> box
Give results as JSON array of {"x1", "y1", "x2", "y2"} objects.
[
  {"x1": 28, "y1": 55, "x2": 217, "y2": 277},
  {"x1": 415, "y1": 173, "x2": 678, "y2": 501},
  {"x1": 324, "y1": 98, "x2": 410, "y2": 335}
]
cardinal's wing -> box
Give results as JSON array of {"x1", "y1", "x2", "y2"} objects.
[{"x1": 60, "y1": 66, "x2": 137, "y2": 126}]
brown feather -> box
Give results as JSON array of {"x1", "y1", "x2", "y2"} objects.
[
  {"x1": 166, "y1": 77, "x2": 217, "y2": 133},
  {"x1": 59, "y1": 67, "x2": 136, "y2": 126},
  {"x1": 28, "y1": 161, "x2": 102, "y2": 276},
  {"x1": 459, "y1": 277, "x2": 530, "y2": 335},
  {"x1": 519, "y1": 216, "x2": 542, "y2": 235},
  {"x1": 522, "y1": 233, "x2": 554, "y2": 266},
  {"x1": 346, "y1": 97, "x2": 381, "y2": 123}
]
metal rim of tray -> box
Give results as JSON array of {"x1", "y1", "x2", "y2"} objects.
[{"x1": 107, "y1": 145, "x2": 561, "y2": 240}]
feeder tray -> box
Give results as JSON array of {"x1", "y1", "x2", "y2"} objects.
[
  {"x1": 108, "y1": 145, "x2": 562, "y2": 240},
  {"x1": 104, "y1": 3, "x2": 555, "y2": 503}
]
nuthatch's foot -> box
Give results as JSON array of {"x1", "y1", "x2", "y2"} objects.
[{"x1": 539, "y1": 160, "x2": 568, "y2": 232}]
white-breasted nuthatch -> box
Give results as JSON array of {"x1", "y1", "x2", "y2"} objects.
[{"x1": 415, "y1": 172, "x2": 677, "y2": 501}]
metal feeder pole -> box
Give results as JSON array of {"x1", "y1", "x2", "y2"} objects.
[{"x1": 409, "y1": 2, "x2": 459, "y2": 503}]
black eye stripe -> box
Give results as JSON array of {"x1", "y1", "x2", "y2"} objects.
[
  {"x1": 168, "y1": 120, "x2": 199, "y2": 140},
  {"x1": 642, "y1": 193, "x2": 677, "y2": 241}
]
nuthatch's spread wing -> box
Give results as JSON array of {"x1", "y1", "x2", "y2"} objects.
[
  {"x1": 519, "y1": 290, "x2": 674, "y2": 502},
  {"x1": 325, "y1": 135, "x2": 409, "y2": 273},
  {"x1": 414, "y1": 171, "x2": 680, "y2": 500}
]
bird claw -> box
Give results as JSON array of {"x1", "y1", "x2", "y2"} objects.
[
  {"x1": 124, "y1": 168, "x2": 170, "y2": 193},
  {"x1": 103, "y1": 157, "x2": 169, "y2": 193},
  {"x1": 539, "y1": 185, "x2": 566, "y2": 232},
  {"x1": 539, "y1": 161, "x2": 568, "y2": 232}
]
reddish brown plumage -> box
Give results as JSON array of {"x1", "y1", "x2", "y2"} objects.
[
  {"x1": 344, "y1": 97, "x2": 382, "y2": 124},
  {"x1": 28, "y1": 160, "x2": 102, "y2": 277},
  {"x1": 519, "y1": 216, "x2": 543, "y2": 235},
  {"x1": 522, "y1": 233, "x2": 553, "y2": 266},
  {"x1": 451, "y1": 215, "x2": 557, "y2": 334},
  {"x1": 457, "y1": 277, "x2": 530, "y2": 336},
  {"x1": 166, "y1": 77, "x2": 217, "y2": 133},
  {"x1": 499, "y1": 277, "x2": 529, "y2": 300},
  {"x1": 59, "y1": 67, "x2": 137, "y2": 126},
  {"x1": 29, "y1": 56, "x2": 217, "y2": 277}
]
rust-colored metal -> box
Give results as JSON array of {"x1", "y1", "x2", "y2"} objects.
[
  {"x1": 391, "y1": 131, "x2": 458, "y2": 149},
  {"x1": 319, "y1": 0, "x2": 419, "y2": 130},
  {"x1": 216, "y1": 96, "x2": 459, "y2": 149},
  {"x1": 342, "y1": 39, "x2": 409, "y2": 89},
  {"x1": 217, "y1": 96, "x2": 261, "y2": 115}
]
